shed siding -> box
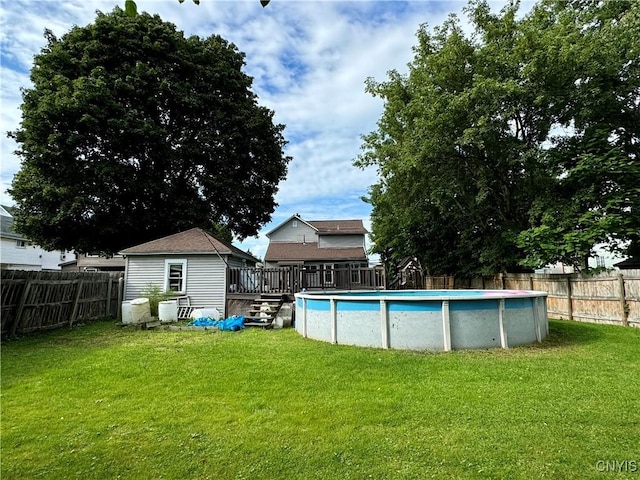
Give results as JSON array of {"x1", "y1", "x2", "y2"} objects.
[
  {"x1": 124, "y1": 254, "x2": 227, "y2": 314},
  {"x1": 318, "y1": 235, "x2": 364, "y2": 249},
  {"x1": 124, "y1": 256, "x2": 165, "y2": 300},
  {"x1": 269, "y1": 219, "x2": 317, "y2": 243},
  {"x1": 184, "y1": 255, "x2": 226, "y2": 315}
]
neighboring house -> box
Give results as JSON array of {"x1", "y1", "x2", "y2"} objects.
[
  {"x1": 60, "y1": 253, "x2": 126, "y2": 272},
  {"x1": 120, "y1": 227, "x2": 259, "y2": 316},
  {"x1": 264, "y1": 214, "x2": 369, "y2": 286},
  {"x1": 0, "y1": 205, "x2": 75, "y2": 271},
  {"x1": 537, "y1": 244, "x2": 627, "y2": 274}
]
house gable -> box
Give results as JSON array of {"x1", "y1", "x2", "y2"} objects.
[{"x1": 266, "y1": 215, "x2": 318, "y2": 243}]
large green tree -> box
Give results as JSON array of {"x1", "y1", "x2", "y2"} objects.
[
  {"x1": 517, "y1": 0, "x2": 640, "y2": 269},
  {"x1": 357, "y1": 1, "x2": 550, "y2": 275},
  {"x1": 9, "y1": 9, "x2": 290, "y2": 254},
  {"x1": 357, "y1": 0, "x2": 639, "y2": 275}
]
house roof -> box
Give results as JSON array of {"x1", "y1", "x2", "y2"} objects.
[
  {"x1": 0, "y1": 205, "x2": 23, "y2": 240},
  {"x1": 265, "y1": 242, "x2": 367, "y2": 262},
  {"x1": 308, "y1": 219, "x2": 368, "y2": 235},
  {"x1": 397, "y1": 256, "x2": 422, "y2": 271},
  {"x1": 120, "y1": 227, "x2": 259, "y2": 262},
  {"x1": 614, "y1": 257, "x2": 639, "y2": 269}
]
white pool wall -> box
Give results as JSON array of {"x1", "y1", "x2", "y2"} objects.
[{"x1": 295, "y1": 290, "x2": 548, "y2": 351}]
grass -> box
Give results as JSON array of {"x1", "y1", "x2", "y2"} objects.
[{"x1": 1, "y1": 320, "x2": 639, "y2": 479}]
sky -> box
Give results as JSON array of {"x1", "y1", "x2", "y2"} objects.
[{"x1": 0, "y1": 0, "x2": 524, "y2": 262}]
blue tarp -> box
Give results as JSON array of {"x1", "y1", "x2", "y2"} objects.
[{"x1": 188, "y1": 315, "x2": 245, "y2": 331}]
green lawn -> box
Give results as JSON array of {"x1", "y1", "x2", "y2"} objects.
[{"x1": 2, "y1": 320, "x2": 639, "y2": 479}]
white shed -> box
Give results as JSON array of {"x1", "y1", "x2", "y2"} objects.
[{"x1": 120, "y1": 228, "x2": 259, "y2": 317}]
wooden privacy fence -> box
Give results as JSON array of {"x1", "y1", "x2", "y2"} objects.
[
  {"x1": 1, "y1": 270, "x2": 123, "y2": 337},
  {"x1": 421, "y1": 270, "x2": 640, "y2": 328}
]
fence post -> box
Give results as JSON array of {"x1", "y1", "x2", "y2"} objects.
[
  {"x1": 618, "y1": 273, "x2": 629, "y2": 327},
  {"x1": 566, "y1": 276, "x2": 573, "y2": 321},
  {"x1": 116, "y1": 275, "x2": 124, "y2": 321},
  {"x1": 106, "y1": 276, "x2": 113, "y2": 317},
  {"x1": 11, "y1": 279, "x2": 33, "y2": 337},
  {"x1": 69, "y1": 277, "x2": 85, "y2": 327}
]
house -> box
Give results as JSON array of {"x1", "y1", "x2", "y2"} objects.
[
  {"x1": 537, "y1": 244, "x2": 628, "y2": 274},
  {"x1": 60, "y1": 253, "x2": 126, "y2": 272},
  {"x1": 119, "y1": 227, "x2": 259, "y2": 317},
  {"x1": 264, "y1": 214, "x2": 369, "y2": 287},
  {"x1": 0, "y1": 205, "x2": 75, "y2": 271}
]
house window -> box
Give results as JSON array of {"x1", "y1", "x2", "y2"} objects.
[
  {"x1": 16, "y1": 240, "x2": 28, "y2": 248},
  {"x1": 292, "y1": 220, "x2": 298, "y2": 228},
  {"x1": 165, "y1": 259, "x2": 187, "y2": 294}
]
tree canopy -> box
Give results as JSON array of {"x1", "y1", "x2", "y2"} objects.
[
  {"x1": 9, "y1": 9, "x2": 290, "y2": 255},
  {"x1": 356, "y1": 0, "x2": 639, "y2": 275}
]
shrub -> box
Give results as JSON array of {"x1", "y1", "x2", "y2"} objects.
[{"x1": 140, "y1": 284, "x2": 174, "y2": 317}]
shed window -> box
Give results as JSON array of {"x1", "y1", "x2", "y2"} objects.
[{"x1": 165, "y1": 259, "x2": 187, "y2": 294}]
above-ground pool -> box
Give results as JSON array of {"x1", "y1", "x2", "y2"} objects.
[{"x1": 295, "y1": 290, "x2": 548, "y2": 351}]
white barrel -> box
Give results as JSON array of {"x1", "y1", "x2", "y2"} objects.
[
  {"x1": 130, "y1": 297, "x2": 150, "y2": 323},
  {"x1": 121, "y1": 301, "x2": 133, "y2": 324},
  {"x1": 158, "y1": 300, "x2": 178, "y2": 323}
]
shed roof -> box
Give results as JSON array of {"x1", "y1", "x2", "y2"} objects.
[
  {"x1": 120, "y1": 227, "x2": 259, "y2": 262},
  {"x1": 265, "y1": 242, "x2": 367, "y2": 262}
]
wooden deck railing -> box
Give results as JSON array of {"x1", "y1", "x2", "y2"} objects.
[{"x1": 227, "y1": 265, "x2": 385, "y2": 294}]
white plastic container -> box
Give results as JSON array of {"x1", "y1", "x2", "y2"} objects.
[
  {"x1": 158, "y1": 300, "x2": 178, "y2": 323},
  {"x1": 121, "y1": 301, "x2": 133, "y2": 324},
  {"x1": 130, "y1": 297, "x2": 151, "y2": 324},
  {"x1": 190, "y1": 308, "x2": 221, "y2": 320}
]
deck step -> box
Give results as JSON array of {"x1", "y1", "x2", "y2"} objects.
[
  {"x1": 244, "y1": 318, "x2": 274, "y2": 329},
  {"x1": 245, "y1": 293, "x2": 284, "y2": 328}
]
